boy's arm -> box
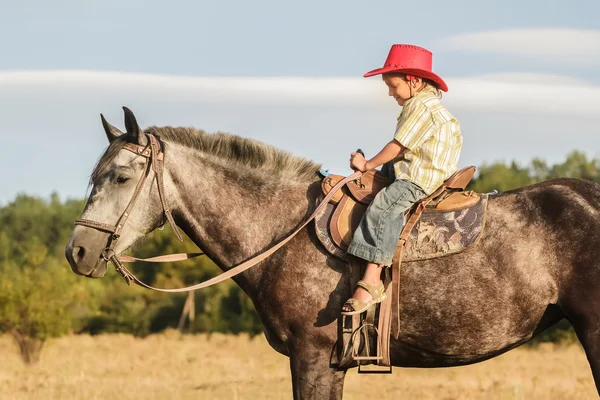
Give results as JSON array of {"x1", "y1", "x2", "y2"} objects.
[{"x1": 351, "y1": 140, "x2": 404, "y2": 172}]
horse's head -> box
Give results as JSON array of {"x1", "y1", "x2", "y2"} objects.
[{"x1": 65, "y1": 107, "x2": 172, "y2": 278}]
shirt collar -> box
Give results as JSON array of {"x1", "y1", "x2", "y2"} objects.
[
  {"x1": 397, "y1": 85, "x2": 438, "y2": 119},
  {"x1": 405, "y1": 85, "x2": 437, "y2": 105}
]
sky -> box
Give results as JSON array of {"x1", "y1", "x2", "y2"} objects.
[{"x1": 0, "y1": 0, "x2": 599, "y2": 204}]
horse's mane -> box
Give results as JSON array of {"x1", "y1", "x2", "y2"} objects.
[{"x1": 91, "y1": 127, "x2": 322, "y2": 184}]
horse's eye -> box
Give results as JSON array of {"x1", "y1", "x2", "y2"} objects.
[{"x1": 116, "y1": 176, "x2": 129, "y2": 184}]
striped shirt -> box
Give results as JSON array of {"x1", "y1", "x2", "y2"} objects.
[{"x1": 392, "y1": 86, "x2": 463, "y2": 194}]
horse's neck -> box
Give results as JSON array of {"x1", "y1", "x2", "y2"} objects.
[{"x1": 166, "y1": 146, "x2": 319, "y2": 288}]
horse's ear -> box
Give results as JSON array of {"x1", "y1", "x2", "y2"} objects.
[
  {"x1": 100, "y1": 114, "x2": 123, "y2": 143},
  {"x1": 122, "y1": 106, "x2": 148, "y2": 146}
]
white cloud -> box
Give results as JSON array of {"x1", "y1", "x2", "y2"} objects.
[
  {"x1": 437, "y1": 28, "x2": 600, "y2": 67},
  {"x1": 0, "y1": 70, "x2": 382, "y2": 105},
  {"x1": 446, "y1": 77, "x2": 599, "y2": 116},
  {"x1": 1, "y1": 70, "x2": 599, "y2": 204},
  {"x1": 466, "y1": 73, "x2": 588, "y2": 85},
  {"x1": 0, "y1": 70, "x2": 598, "y2": 117}
]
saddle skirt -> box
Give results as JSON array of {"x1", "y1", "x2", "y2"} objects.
[{"x1": 314, "y1": 167, "x2": 488, "y2": 262}]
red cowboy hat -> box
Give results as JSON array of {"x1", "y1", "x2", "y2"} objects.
[{"x1": 364, "y1": 44, "x2": 448, "y2": 92}]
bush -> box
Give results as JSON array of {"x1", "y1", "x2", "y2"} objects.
[{"x1": 0, "y1": 258, "x2": 90, "y2": 363}]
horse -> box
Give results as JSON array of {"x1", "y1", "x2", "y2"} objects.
[{"x1": 65, "y1": 107, "x2": 600, "y2": 399}]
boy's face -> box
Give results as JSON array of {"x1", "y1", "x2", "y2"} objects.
[{"x1": 383, "y1": 74, "x2": 415, "y2": 106}]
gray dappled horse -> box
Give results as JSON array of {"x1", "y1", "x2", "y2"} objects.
[{"x1": 66, "y1": 108, "x2": 600, "y2": 399}]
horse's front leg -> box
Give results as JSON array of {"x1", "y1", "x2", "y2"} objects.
[{"x1": 289, "y1": 339, "x2": 347, "y2": 400}]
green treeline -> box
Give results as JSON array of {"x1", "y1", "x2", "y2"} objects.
[
  {"x1": 0, "y1": 150, "x2": 598, "y2": 362},
  {"x1": 468, "y1": 150, "x2": 600, "y2": 193},
  {"x1": 0, "y1": 195, "x2": 262, "y2": 362}
]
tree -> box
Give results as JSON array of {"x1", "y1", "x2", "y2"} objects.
[
  {"x1": 548, "y1": 150, "x2": 599, "y2": 181},
  {"x1": 0, "y1": 194, "x2": 95, "y2": 363},
  {"x1": 0, "y1": 258, "x2": 89, "y2": 363},
  {"x1": 469, "y1": 151, "x2": 600, "y2": 194},
  {"x1": 2, "y1": 149, "x2": 596, "y2": 349},
  {"x1": 468, "y1": 161, "x2": 533, "y2": 193}
]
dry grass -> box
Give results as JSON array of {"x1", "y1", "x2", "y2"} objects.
[{"x1": 0, "y1": 331, "x2": 597, "y2": 400}]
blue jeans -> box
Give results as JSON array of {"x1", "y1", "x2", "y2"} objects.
[{"x1": 347, "y1": 178, "x2": 427, "y2": 266}]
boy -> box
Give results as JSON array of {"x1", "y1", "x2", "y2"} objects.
[{"x1": 342, "y1": 44, "x2": 463, "y2": 315}]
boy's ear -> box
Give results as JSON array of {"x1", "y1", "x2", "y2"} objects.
[{"x1": 409, "y1": 76, "x2": 424, "y2": 87}]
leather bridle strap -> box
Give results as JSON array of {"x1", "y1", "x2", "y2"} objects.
[
  {"x1": 74, "y1": 131, "x2": 363, "y2": 292},
  {"x1": 75, "y1": 141, "x2": 153, "y2": 238},
  {"x1": 74, "y1": 135, "x2": 183, "y2": 264},
  {"x1": 109, "y1": 170, "x2": 364, "y2": 292},
  {"x1": 119, "y1": 253, "x2": 205, "y2": 263},
  {"x1": 150, "y1": 135, "x2": 183, "y2": 242}
]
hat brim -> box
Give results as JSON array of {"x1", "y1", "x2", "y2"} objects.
[{"x1": 364, "y1": 67, "x2": 448, "y2": 92}]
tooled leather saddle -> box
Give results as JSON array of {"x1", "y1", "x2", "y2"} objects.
[
  {"x1": 316, "y1": 166, "x2": 487, "y2": 261},
  {"x1": 318, "y1": 166, "x2": 489, "y2": 372}
]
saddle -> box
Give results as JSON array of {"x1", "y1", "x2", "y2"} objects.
[
  {"x1": 319, "y1": 167, "x2": 481, "y2": 254},
  {"x1": 318, "y1": 166, "x2": 489, "y2": 372}
]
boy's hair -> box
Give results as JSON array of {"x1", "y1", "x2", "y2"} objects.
[{"x1": 384, "y1": 72, "x2": 442, "y2": 98}]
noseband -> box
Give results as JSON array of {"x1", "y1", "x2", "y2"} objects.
[{"x1": 74, "y1": 132, "x2": 362, "y2": 292}]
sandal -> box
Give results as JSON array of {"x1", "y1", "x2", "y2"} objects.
[{"x1": 341, "y1": 280, "x2": 386, "y2": 316}]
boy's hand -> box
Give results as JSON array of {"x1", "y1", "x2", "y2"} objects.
[{"x1": 350, "y1": 152, "x2": 368, "y2": 172}]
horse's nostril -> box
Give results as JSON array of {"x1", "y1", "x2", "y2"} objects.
[{"x1": 72, "y1": 246, "x2": 85, "y2": 263}]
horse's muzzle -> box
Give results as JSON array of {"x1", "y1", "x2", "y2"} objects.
[{"x1": 65, "y1": 233, "x2": 109, "y2": 278}]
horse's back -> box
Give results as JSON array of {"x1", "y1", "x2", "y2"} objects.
[{"x1": 390, "y1": 178, "x2": 600, "y2": 366}]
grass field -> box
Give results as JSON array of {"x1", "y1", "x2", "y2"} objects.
[{"x1": 0, "y1": 331, "x2": 597, "y2": 399}]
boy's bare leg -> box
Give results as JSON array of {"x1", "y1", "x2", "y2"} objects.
[{"x1": 341, "y1": 262, "x2": 383, "y2": 312}]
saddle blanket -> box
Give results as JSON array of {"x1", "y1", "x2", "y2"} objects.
[{"x1": 314, "y1": 194, "x2": 488, "y2": 262}]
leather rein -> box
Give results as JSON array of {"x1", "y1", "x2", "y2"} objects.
[{"x1": 75, "y1": 133, "x2": 362, "y2": 293}]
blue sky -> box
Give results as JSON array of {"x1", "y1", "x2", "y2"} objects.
[
  {"x1": 2, "y1": 0, "x2": 598, "y2": 77},
  {"x1": 1, "y1": 0, "x2": 599, "y2": 203}
]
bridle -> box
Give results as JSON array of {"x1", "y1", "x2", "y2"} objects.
[
  {"x1": 75, "y1": 133, "x2": 199, "y2": 284},
  {"x1": 74, "y1": 132, "x2": 362, "y2": 293}
]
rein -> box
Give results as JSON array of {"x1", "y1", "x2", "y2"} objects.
[{"x1": 75, "y1": 133, "x2": 362, "y2": 293}]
